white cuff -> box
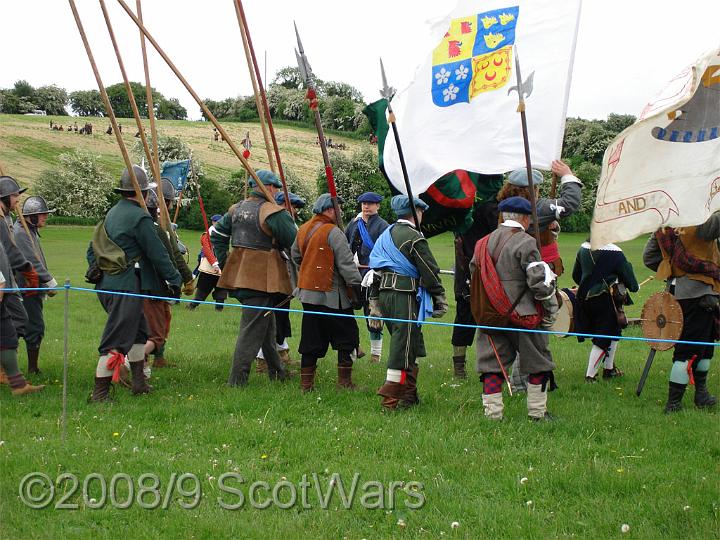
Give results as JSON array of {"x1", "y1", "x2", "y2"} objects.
[
  {"x1": 361, "y1": 269, "x2": 376, "y2": 288},
  {"x1": 527, "y1": 261, "x2": 557, "y2": 287},
  {"x1": 560, "y1": 174, "x2": 582, "y2": 185},
  {"x1": 44, "y1": 278, "x2": 58, "y2": 289}
]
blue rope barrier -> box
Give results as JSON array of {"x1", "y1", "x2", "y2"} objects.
[{"x1": 6, "y1": 284, "x2": 717, "y2": 348}]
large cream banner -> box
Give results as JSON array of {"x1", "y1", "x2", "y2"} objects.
[{"x1": 591, "y1": 47, "x2": 720, "y2": 248}]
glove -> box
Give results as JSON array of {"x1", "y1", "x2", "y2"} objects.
[
  {"x1": 431, "y1": 295, "x2": 448, "y2": 319},
  {"x1": 44, "y1": 278, "x2": 58, "y2": 298},
  {"x1": 22, "y1": 267, "x2": 40, "y2": 297},
  {"x1": 182, "y1": 280, "x2": 195, "y2": 297},
  {"x1": 349, "y1": 284, "x2": 365, "y2": 311},
  {"x1": 368, "y1": 298, "x2": 384, "y2": 331},
  {"x1": 539, "y1": 293, "x2": 559, "y2": 329},
  {"x1": 169, "y1": 284, "x2": 182, "y2": 298}
]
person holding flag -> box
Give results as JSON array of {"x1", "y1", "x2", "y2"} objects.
[
  {"x1": 346, "y1": 192, "x2": 389, "y2": 363},
  {"x1": 370, "y1": 195, "x2": 447, "y2": 410}
]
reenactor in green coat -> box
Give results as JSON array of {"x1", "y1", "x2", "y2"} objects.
[
  {"x1": 369, "y1": 195, "x2": 448, "y2": 410},
  {"x1": 87, "y1": 166, "x2": 182, "y2": 402}
]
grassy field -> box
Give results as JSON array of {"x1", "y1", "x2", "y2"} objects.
[
  {"x1": 0, "y1": 114, "x2": 365, "y2": 188},
  {"x1": 1, "y1": 227, "x2": 718, "y2": 539}
]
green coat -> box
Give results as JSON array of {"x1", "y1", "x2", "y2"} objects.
[{"x1": 87, "y1": 199, "x2": 181, "y2": 293}]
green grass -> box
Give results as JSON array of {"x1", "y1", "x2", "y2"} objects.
[{"x1": 1, "y1": 227, "x2": 718, "y2": 539}]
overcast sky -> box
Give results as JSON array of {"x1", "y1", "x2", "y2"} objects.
[{"x1": 2, "y1": 0, "x2": 718, "y2": 121}]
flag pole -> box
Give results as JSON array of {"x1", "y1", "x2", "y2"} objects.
[
  {"x1": 231, "y1": 0, "x2": 276, "y2": 174},
  {"x1": 69, "y1": 0, "x2": 148, "y2": 212},
  {"x1": 235, "y1": 0, "x2": 292, "y2": 213},
  {"x1": 115, "y1": 0, "x2": 275, "y2": 205},
  {"x1": 380, "y1": 58, "x2": 420, "y2": 229},
  {"x1": 294, "y1": 22, "x2": 343, "y2": 229},
  {"x1": 99, "y1": 0, "x2": 166, "y2": 229},
  {"x1": 511, "y1": 46, "x2": 541, "y2": 249},
  {"x1": 135, "y1": 0, "x2": 174, "y2": 233}
]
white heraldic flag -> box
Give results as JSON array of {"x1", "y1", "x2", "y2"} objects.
[
  {"x1": 591, "y1": 47, "x2": 720, "y2": 248},
  {"x1": 383, "y1": 0, "x2": 582, "y2": 195}
]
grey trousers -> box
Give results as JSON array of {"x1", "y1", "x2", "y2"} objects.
[
  {"x1": 475, "y1": 330, "x2": 556, "y2": 375},
  {"x1": 228, "y1": 296, "x2": 286, "y2": 386},
  {"x1": 5, "y1": 293, "x2": 27, "y2": 338}
]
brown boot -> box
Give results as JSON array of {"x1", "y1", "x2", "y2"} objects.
[
  {"x1": 356, "y1": 346, "x2": 366, "y2": 359},
  {"x1": 256, "y1": 358, "x2": 268, "y2": 373},
  {"x1": 0, "y1": 367, "x2": 8, "y2": 385},
  {"x1": 27, "y1": 348, "x2": 41, "y2": 375},
  {"x1": 400, "y1": 366, "x2": 420, "y2": 408},
  {"x1": 130, "y1": 361, "x2": 153, "y2": 395},
  {"x1": 8, "y1": 373, "x2": 45, "y2": 396},
  {"x1": 378, "y1": 380, "x2": 405, "y2": 410},
  {"x1": 278, "y1": 349, "x2": 299, "y2": 367},
  {"x1": 453, "y1": 356, "x2": 467, "y2": 379},
  {"x1": 370, "y1": 354, "x2": 381, "y2": 364},
  {"x1": 300, "y1": 366, "x2": 316, "y2": 392},
  {"x1": 90, "y1": 376, "x2": 113, "y2": 402},
  {"x1": 337, "y1": 365, "x2": 358, "y2": 390},
  {"x1": 152, "y1": 357, "x2": 175, "y2": 368}
]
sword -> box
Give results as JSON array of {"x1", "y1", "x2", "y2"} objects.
[{"x1": 487, "y1": 335, "x2": 513, "y2": 396}]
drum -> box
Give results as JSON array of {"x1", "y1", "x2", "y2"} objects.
[{"x1": 550, "y1": 288, "x2": 575, "y2": 337}]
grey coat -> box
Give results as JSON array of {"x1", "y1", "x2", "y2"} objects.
[
  {"x1": 291, "y1": 226, "x2": 362, "y2": 310},
  {"x1": 535, "y1": 176, "x2": 582, "y2": 231},
  {"x1": 470, "y1": 224, "x2": 557, "y2": 317},
  {"x1": 643, "y1": 212, "x2": 720, "y2": 300},
  {"x1": 12, "y1": 221, "x2": 53, "y2": 284},
  {"x1": 0, "y1": 213, "x2": 30, "y2": 288}
]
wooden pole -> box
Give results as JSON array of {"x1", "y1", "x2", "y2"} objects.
[
  {"x1": 99, "y1": 0, "x2": 166, "y2": 228},
  {"x1": 68, "y1": 0, "x2": 147, "y2": 211},
  {"x1": 135, "y1": 0, "x2": 173, "y2": 233},
  {"x1": 235, "y1": 0, "x2": 292, "y2": 213},
  {"x1": 231, "y1": 0, "x2": 275, "y2": 175},
  {"x1": 115, "y1": 0, "x2": 274, "y2": 204}
]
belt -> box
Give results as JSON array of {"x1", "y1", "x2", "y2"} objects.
[{"x1": 379, "y1": 271, "x2": 417, "y2": 293}]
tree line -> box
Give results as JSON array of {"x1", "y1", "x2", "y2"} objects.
[{"x1": 0, "y1": 79, "x2": 187, "y2": 120}]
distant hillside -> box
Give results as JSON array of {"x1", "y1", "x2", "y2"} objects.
[{"x1": 0, "y1": 114, "x2": 367, "y2": 191}]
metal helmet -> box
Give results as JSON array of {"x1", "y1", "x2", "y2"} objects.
[
  {"x1": 0, "y1": 176, "x2": 27, "y2": 198},
  {"x1": 145, "y1": 188, "x2": 159, "y2": 209},
  {"x1": 22, "y1": 196, "x2": 55, "y2": 216},
  {"x1": 160, "y1": 177, "x2": 176, "y2": 201},
  {"x1": 114, "y1": 165, "x2": 149, "y2": 193}
]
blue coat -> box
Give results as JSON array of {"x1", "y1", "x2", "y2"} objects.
[{"x1": 345, "y1": 213, "x2": 389, "y2": 274}]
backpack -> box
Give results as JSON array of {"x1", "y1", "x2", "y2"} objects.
[{"x1": 85, "y1": 219, "x2": 138, "y2": 284}]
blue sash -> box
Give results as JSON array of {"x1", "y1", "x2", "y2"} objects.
[
  {"x1": 369, "y1": 225, "x2": 433, "y2": 324},
  {"x1": 356, "y1": 218, "x2": 375, "y2": 250}
]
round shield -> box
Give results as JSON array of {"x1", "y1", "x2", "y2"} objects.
[
  {"x1": 641, "y1": 292, "x2": 684, "y2": 351},
  {"x1": 551, "y1": 289, "x2": 574, "y2": 337}
]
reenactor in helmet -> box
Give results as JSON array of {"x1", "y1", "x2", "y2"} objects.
[
  {"x1": 86, "y1": 165, "x2": 182, "y2": 402},
  {"x1": 13, "y1": 196, "x2": 57, "y2": 374},
  {"x1": 0, "y1": 176, "x2": 38, "y2": 358},
  {"x1": 142, "y1": 179, "x2": 194, "y2": 371}
]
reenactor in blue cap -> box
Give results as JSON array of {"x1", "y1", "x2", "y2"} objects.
[
  {"x1": 345, "y1": 191, "x2": 389, "y2": 363},
  {"x1": 254, "y1": 190, "x2": 308, "y2": 373},
  {"x1": 470, "y1": 196, "x2": 558, "y2": 421},
  {"x1": 292, "y1": 193, "x2": 364, "y2": 391},
  {"x1": 498, "y1": 160, "x2": 582, "y2": 392},
  {"x1": 369, "y1": 195, "x2": 447, "y2": 410},
  {"x1": 212, "y1": 170, "x2": 296, "y2": 387}
]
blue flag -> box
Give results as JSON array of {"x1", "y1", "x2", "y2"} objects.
[{"x1": 160, "y1": 160, "x2": 191, "y2": 191}]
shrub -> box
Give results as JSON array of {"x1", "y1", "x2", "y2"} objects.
[{"x1": 35, "y1": 149, "x2": 117, "y2": 220}]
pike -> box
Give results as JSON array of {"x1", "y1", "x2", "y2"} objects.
[
  {"x1": 508, "y1": 46, "x2": 541, "y2": 249},
  {"x1": 294, "y1": 22, "x2": 343, "y2": 229},
  {"x1": 379, "y1": 58, "x2": 420, "y2": 229}
]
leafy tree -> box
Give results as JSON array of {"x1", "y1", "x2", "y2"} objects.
[
  {"x1": 35, "y1": 150, "x2": 116, "y2": 219},
  {"x1": 315, "y1": 147, "x2": 392, "y2": 223},
  {"x1": 272, "y1": 66, "x2": 307, "y2": 90},
  {"x1": 13, "y1": 80, "x2": 35, "y2": 99},
  {"x1": 34, "y1": 85, "x2": 68, "y2": 115},
  {"x1": 320, "y1": 96, "x2": 357, "y2": 130},
  {"x1": 69, "y1": 90, "x2": 104, "y2": 116},
  {"x1": 156, "y1": 97, "x2": 187, "y2": 120},
  {"x1": 321, "y1": 81, "x2": 363, "y2": 102},
  {"x1": 604, "y1": 113, "x2": 636, "y2": 133},
  {"x1": 106, "y1": 81, "x2": 155, "y2": 119}
]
